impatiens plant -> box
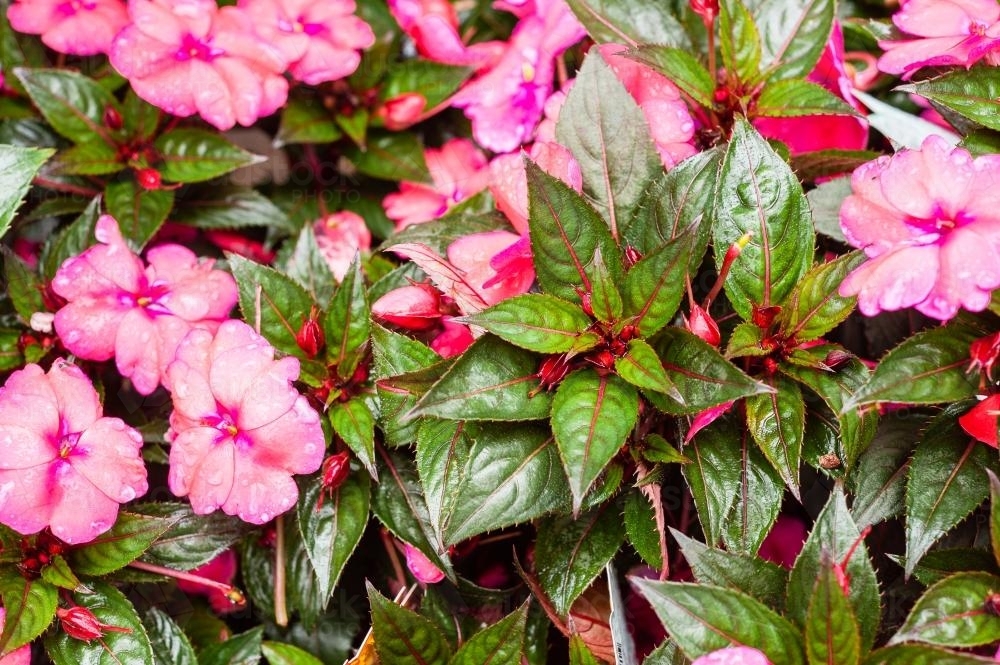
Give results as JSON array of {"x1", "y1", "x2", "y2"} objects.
[{"x1": 8, "y1": 0, "x2": 1000, "y2": 662}]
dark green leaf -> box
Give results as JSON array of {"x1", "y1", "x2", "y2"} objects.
[
  {"x1": 297, "y1": 472, "x2": 370, "y2": 602},
  {"x1": 336, "y1": 108, "x2": 368, "y2": 148},
  {"x1": 625, "y1": 491, "x2": 663, "y2": 568},
  {"x1": 460, "y1": 294, "x2": 597, "y2": 354},
  {"x1": 144, "y1": 607, "x2": 197, "y2": 665},
  {"x1": 848, "y1": 417, "x2": 920, "y2": 529},
  {"x1": 40, "y1": 555, "x2": 82, "y2": 591},
  {"x1": 380, "y1": 205, "x2": 506, "y2": 254},
  {"x1": 564, "y1": 0, "x2": 689, "y2": 46},
  {"x1": 368, "y1": 583, "x2": 452, "y2": 664},
  {"x1": 901, "y1": 67, "x2": 1000, "y2": 132},
  {"x1": 635, "y1": 580, "x2": 805, "y2": 665},
  {"x1": 328, "y1": 398, "x2": 377, "y2": 478},
  {"x1": 891, "y1": 572, "x2": 1000, "y2": 647},
  {"x1": 569, "y1": 635, "x2": 603, "y2": 665},
  {"x1": 199, "y1": 627, "x2": 263, "y2": 665},
  {"x1": 324, "y1": 257, "x2": 370, "y2": 372},
  {"x1": 155, "y1": 129, "x2": 259, "y2": 183},
  {"x1": 0, "y1": 574, "x2": 57, "y2": 655},
  {"x1": 991, "y1": 470, "x2": 1000, "y2": 568},
  {"x1": 261, "y1": 641, "x2": 324, "y2": 665},
  {"x1": 746, "y1": 374, "x2": 805, "y2": 496},
  {"x1": 754, "y1": 0, "x2": 835, "y2": 80},
  {"x1": 556, "y1": 50, "x2": 662, "y2": 238},
  {"x1": 104, "y1": 179, "x2": 173, "y2": 250},
  {"x1": 14, "y1": 68, "x2": 118, "y2": 144},
  {"x1": 682, "y1": 421, "x2": 742, "y2": 546},
  {"x1": 794, "y1": 152, "x2": 880, "y2": 185},
  {"x1": 805, "y1": 175, "x2": 851, "y2": 242},
  {"x1": 552, "y1": 369, "x2": 639, "y2": 510},
  {"x1": 0, "y1": 144, "x2": 54, "y2": 238},
  {"x1": 49, "y1": 141, "x2": 121, "y2": 176},
  {"x1": 615, "y1": 338, "x2": 681, "y2": 399},
  {"x1": 345, "y1": 132, "x2": 428, "y2": 183},
  {"x1": 380, "y1": 59, "x2": 471, "y2": 113},
  {"x1": 719, "y1": 0, "x2": 763, "y2": 84},
  {"x1": 372, "y1": 324, "x2": 442, "y2": 446},
  {"x1": 275, "y1": 96, "x2": 342, "y2": 146},
  {"x1": 642, "y1": 433, "x2": 690, "y2": 464},
  {"x1": 449, "y1": 603, "x2": 527, "y2": 665},
  {"x1": 535, "y1": 501, "x2": 626, "y2": 616},
  {"x1": 626, "y1": 46, "x2": 715, "y2": 108},
  {"x1": 713, "y1": 118, "x2": 814, "y2": 320},
  {"x1": 280, "y1": 226, "x2": 336, "y2": 305},
  {"x1": 586, "y1": 247, "x2": 624, "y2": 323},
  {"x1": 755, "y1": 80, "x2": 857, "y2": 118},
  {"x1": 410, "y1": 335, "x2": 553, "y2": 421},
  {"x1": 846, "y1": 324, "x2": 980, "y2": 409},
  {"x1": 787, "y1": 487, "x2": 880, "y2": 650},
  {"x1": 621, "y1": 231, "x2": 694, "y2": 337},
  {"x1": 776, "y1": 252, "x2": 865, "y2": 343},
  {"x1": 69, "y1": 512, "x2": 175, "y2": 576},
  {"x1": 3, "y1": 246, "x2": 44, "y2": 323},
  {"x1": 135, "y1": 502, "x2": 250, "y2": 571},
  {"x1": 122, "y1": 90, "x2": 161, "y2": 141},
  {"x1": 44, "y1": 581, "x2": 154, "y2": 665},
  {"x1": 725, "y1": 322, "x2": 768, "y2": 358},
  {"x1": 416, "y1": 419, "x2": 473, "y2": 545},
  {"x1": 722, "y1": 429, "x2": 784, "y2": 555},
  {"x1": 173, "y1": 186, "x2": 293, "y2": 232},
  {"x1": 865, "y1": 645, "x2": 1000, "y2": 665},
  {"x1": 804, "y1": 555, "x2": 862, "y2": 665},
  {"x1": 910, "y1": 549, "x2": 1000, "y2": 588},
  {"x1": 229, "y1": 254, "x2": 317, "y2": 358}
]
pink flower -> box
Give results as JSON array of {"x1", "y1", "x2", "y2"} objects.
[
  {"x1": 110, "y1": 0, "x2": 289, "y2": 131},
  {"x1": 403, "y1": 542, "x2": 445, "y2": 583},
  {"x1": 176, "y1": 549, "x2": 241, "y2": 613},
  {"x1": 166, "y1": 320, "x2": 325, "y2": 523},
  {"x1": 489, "y1": 142, "x2": 582, "y2": 236},
  {"x1": 52, "y1": 215, "x2": 238, "y2": 396},
  {"x1": 598, "y1": 44, "x2": 697, "y2": 168},
  {"x1": 371, "y1": 283, "x2": 442, "y2": 330},
  {"x1": 757, "y1": 514, "x2": 808, "y2": 569},
  {"x1": 238, "y1": 0, "x2": 374, "y2": 85},
  {"x1": 877, "y1": 0, "x2": 1000, "y2": 78},
  {"x1": 0, "y1": 607, "x2": 31, "y2": 665},
  {"x1": 430, "y1": 319, "x2": 474, "y2": 357},
  {"x1": 384, "y1": 139, "x2": 491, "y2": 229},
  {"x1": 314, "y1": 211, "x2": 372, "y2": 281},
  {"x1": 447, "y1": 230, "x2": 535, "y2": 305},
  {"x1": 838, "y1": 135, "x2": 1000, "y2": 321},
  {"x1": 0, "y1": 361, "x2": 147, "y2": 544},
  {"x1": 388, "y1": 0, "x2": 502, "y2": 67},
  {"x1": 959, "y1": 394, "x2": 1000, "y2": 448},
  {"x1": 692, "y1": 647, "x2": 773, "y2": 665},
  {"x1": 450, "y1": 0, "x2": 585, "y2": 152},
  {"x1": 7, "y1": 0, "x2": 128, "y2": 55}
]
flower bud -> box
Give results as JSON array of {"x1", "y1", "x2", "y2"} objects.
[
  {"x1": 969, "y1": 332, "x2": 1000, "y2": 378},
  {"x1": 689, "y1": 0, "x2": 718, "y2": 24},
  {"x1": 379, "y1": 93, "x2": 426, "y2": 130},
  {"x1": 57, "y1": 606, "x2": 131, "y2": 642},
  {"x1": 135, "y1": 168, "x2": 162, "y2": 191},
  {"x1": 295, "y1": 307, "x2": 325, "y2": 358},
  {"x1": 320, "y1": 452, "x2": 351, "y2": 496},
  {"x1": 103, "y1": 105, "x2": 123, "y2": 131},
  {"x1": 959, "y1": 394, "x2": 1000, "y2": 448},
  {"x1": 371, "y1": 284, "x2": 442, "y2": 330},
  {"x1": 685, "y1": 304, "x2": 721, "y2": 346}
]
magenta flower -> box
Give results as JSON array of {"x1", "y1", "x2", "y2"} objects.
[
  {"x1": 692, "y1": 647, "x2": 773, "y2": 665},
  {"x1": 238, "y1": 0, "x2": 374, "y2": 85},
  {"x1": 450, "y1": 0, "x2": 584, "y2": 152},
  {"x1": 403, "y1": 541, "x2": 445, "y2": 583},
  {"x1": 383, "y1": 139, "x2": 491, "y2": 229},
  {"x1": 838, "y1": 135, "x2": 1000, "y2": 321},
  {"x1": 877, "y1": 0, "x2": 1000, "y2": 78},
  {"x1": 388, "y1": 0, "x2": 502, "y2": 67},
  {"x1": 313, "y1": 211, "x2": 372, "y2": 281},
  {"x1": 7, "y1": 0, "x2": 128, "y2": 55},
  {"x1": 53, "y1": 215, "x2": 237, "y2": 396},
  {"x1": 166, "y1": 320, "x2": 325, "y2": 523},
  {"x1": 0, "y1": 361, "x2": 147, "y2": 544},
  {"x1": 110, "y1": 0, "x2": 289, "y2": 130}
]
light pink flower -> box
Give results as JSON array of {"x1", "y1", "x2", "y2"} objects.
[
  {"x1": 52, "y1": 215, "x2": 238, "y2": 396},
  {"x1": 166, "y1": 320, "x2": 325, "y2": 523},
  {"x1": 0, "y1": 607, "x2": 31, "y2": 665},
  {"x1": 838, "y1": 135, "x2": 1000, "y2": 321},
  {"x1": 450, "y1": 0, "x2": 585, "y2": 152},
  {"x1": 403, "y1": 542, "x2": 445, "y2": 583},
  {"x1": 430, "y1": 319, "x2": 474, "y2": 357},
  {"x1": 314, "y1": 211, "x2": 372, "y2": 281},
  {"x1": 384, "y1": 139, "x2": 491, "y2": 229},
  {"x1": 692, "y1": 647, "x2": 773, "y2": 665},
  {"x1": 238, "y1": 0, "x2": 374, "y2": 85},
  {"x1": 598, "y1": 44, "x2": 697, "y2": 168},
  {"x1": 754, "y1": 25, "x2": 868, "y2": 155},
  {"x1": 110, "y1": 0, "x2": 289, "y2": 131},
  {"x1": 388, "y1": 0, "x2": 502, "y2": 67},
  {"x1": 489, "y1": 142, "x2": 582, "y2": 236},
  {"x1": 877, "y1": 0, "x2": 1000, "y2": 78},
  {"x1": 447, "y1": 230, "x2": 535, "y2": 305},
  {"x1": 371, "y1": 283, "x2": 442, "y2": 330},
  {"x1": 0, "y1": 361, "x2": 147, "y2": 544},
  {"x1": 7, "y1": 0, "x2": 128, "y2": 55}
]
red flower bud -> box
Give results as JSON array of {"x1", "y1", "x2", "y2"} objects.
[
  {"x1": 296, "y1": 307, "x2": 325, "y2": 358},
  {"x1": 103, "y1": 105, "x2": 123, "y2": 131},
  {"x1": 135, "y1": 168, "x2": 162, "y2": 191},
  {"x1": 57, "y1": 606, "x2": 131, "y2": 642},
  {"x1": 532, "y1": 354, "x2": 572, "y2": 395},
  {"x1": 690, "y1": 0, "x2": 719, "y2": 24},
  {"x1": 685, "y1": 304, "x2": 721, "y2": 346},
  {"x1": 624, "y1": 245, "x2": 642, "y2": 267},
  {"x1": 969, "y1": 332, "x2": 1000, "y2": 378},
  {"x1": 959, "y1": 394, "x2": 1000, "y2": 448},
  {"x1": 751, "y1": 305, "x2": 782, "y2": 329}
]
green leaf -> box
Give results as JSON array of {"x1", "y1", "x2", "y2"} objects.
[
  {"x1": 372, "y1": 324, "x2": 442, "y2": 446},
  {"x1": 527, "y1": 161, "x2": 623, "y2": 305},
  {"x1": 713, "y1": 117, "x2": 814, "y2": 320},
  {"x1": 787, "y1": 487, "x2": 881, "y2": 650},
  {"x1": 122, "y1": 90, "x2": 161, "y2": 141},
  {"x1": 336, "y1": 108, "x2": 369, "y2": 148},
  {"x1": 563, "y1": 0, "x2": 689, "y2": 46},
  {"x1": 410, "y1": 335, "x2": 553, "y2": 421},
  {"x1": 40, "y1": 555, "x2": 83, "y2": 591},
  {"x1": 755, "y1": 79, "x2": 857, "y2": 118},
  {"x1": 754, "y1": 0, "x2": 835, "y2": 81},
  {"x1": 368, "y1": 583, "x2": 452, "y2": 664},
  {"x1": 416, "y1": 419, "x2": 473, "y2": 545},
  {"x1": 865, "y1": 645, "x2": 1000, "y2": 665},
  {"x1": 672, "y1": 529, "x2": 788, "y2": 610},
  {"x1": 891, "y1": 572, "x2": 1000, "y2": 647},
  {"x1": 104, "y1": 179, "x2": 174, "y2": 250},
  {"x1": 0, "y1": 144, "x2": 54, "y2": 238},
  {"x1": 722, "y1": 429, "x2": 784, "y2": 555},
  {"x1": 776, "y1": 252, "x2": 865, "y2": 343},
  {"x1": 155, "y1": 129, "x2": 260, "y2": 183},
  {"x1": 586, "y1": 247, "x2": 624, "y2": 323},
  {"x1": 648, "y1": 328, "x2": 772, "y2": 415},
  {"x1": 449, "y1": 603, "x2": 527, "y2": 665},
  {"x1": 905, "y1": 419, "x2": 998, "y2": 577},
  {"x1": 3, "y1": 246, "x2": 44, "y2": 322},
  {"x1": 556, "y1": 50, "x2": 662, "y2": 239},
  {"x1": 719, "y1": 0, "x2": 763, "y2": 84},
  {"x1": 297, "y1": 471, "x2": 370, "y2": 602},
  {"x1": 621, "y1": 231, "x2": 695, "y2": 337},
  {"x1": 460, "y1": 294, "x2": 597, "y2": 354},
  {"x1": 328, "y1": 398, "x2": 377, "y2": 478},
  {"x1": 14, "y1": 68, "x2": 119, "y2": 144},
  {"x1": 794, "y1": 152, "x2": 880, "y2": 186},
  {"x1": 0, "y1": 574, "x2": 57, "y2": 655},
  {"x1": 380, "y1": 59, "x2": 471, "y2": 113},
  {"x1": 199, "y1": 627, "x2": 263, "y2": 665},
  {"x1": 345, "y1": 132, "x2": 428, "y2": 183},
  {"x1": 325, "y1": 259, "x2": 370, "y2": 371},
  {"x1": 569, "y1": 635, "x2": 603, "y2": 665},
  {"x1": 804, "y1": 555, "x2": 862, "y2": 665},
  {"x1": 44, "y1": 581, "x2": 154, "y2": 665},
  {"x1": 229, "y1": 254, "x2": 317, "y2": 358},
  {"x1": 635, "y1": 580, "x2": 805, "y2": 665},
  {"x1": 848, "y1": 416, "x2": 920, "y2": 529},
  {"x1": 135, "y1": 502, "x2": 250, "y2": 571},
  {"x1": 279, "y1": 225, "x2": 336, "y2": 305},
  {"x1": 144, "y1": 608, "x2": 197, "y2": 665},
  {"x1": 261, "y1": 641, "x2": 324, "y2": 665},
  {"x1": 69, "y1": 512, "x2": 175, "y2": 576},
  {"x1": 535, "y1": 501, "x2": 626, "y2": 616},
  {"x1": 50, "y1": 141, "x2": 122, "y2": 176},
  {"x1": 909, "y1": 549, "x2": 1000, "y2": 587},
  {"x1": 625, "y1": 491, "x2": 663, "y2": 568},
  {"x1": 443, "y1": 424, "x2": 570, "y2": 545},
  {"x1": 626, "y1": 46, "x2": 715, "y2": 108},
  {"x1": 615, "y1": 338, "x2": 681, "y2": 399},
  {"x1": 682, "y1": 421, "x2": 742, "y2": 546},
  {"x1": 991, "y1": 470, "x2": 1000, "y2": 568},
  {"x1": 725, "y1": 322, "x2": 768, "y2": 359},
  {"x1": 746, "y1": 374, "x2": 805, "y2": 497},
  {"x1": 275, "y1": 96, "x2": 342, "y2": 146},
  {"x1": 173, "y1": 186, "x2": 293, "y2": 232},
  {"x1": 846, "y1": 324, "x2": 980, "y2": 409},
  {"x1": 552, "y1": 369, "x2": 639, "y2": 511},
  {"x1": 900, "y1": 67, "x2": 1000, "y2": 132},
  {"x1": 642, "y1": 433, "x2": 690, "y2": 464}
]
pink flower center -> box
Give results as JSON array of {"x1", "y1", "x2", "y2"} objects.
[
  {"x1": 176, "y1": 34, "x2": 225, "y2": 62},
  {"x1": 58, "y1": 431, "x2": 82, "y2": 459},
  {"x1": 970, "y1": 21, "x2": 989, "y2": 37},
  {"x1": 123, "y1": 282, "x2": 171, "y2": 315},
  {"x1": 201, "y1": 411, "x2": 252, "y2": 450},
  {"x1": 57, "y1": 0, "x2": 97, "y2": 15},
  {"x1": 277, "y1": 16, "x2": 325, "y2": 36}
]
